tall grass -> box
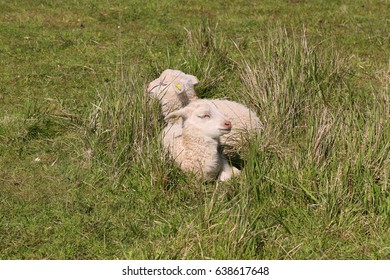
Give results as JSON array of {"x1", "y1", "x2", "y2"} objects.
[
  {"x1": 233, "y1": 27, "x2": 389, "y2": 258},
  {"x1": 235, "y1": 27, "x2": 388, "y2": 214},
  {"x1": 84, "y1": 25, "x2": 389, "y2": 259},
  {"x1": 87, "y1": 64, "x2": 166, "y2": 189}
]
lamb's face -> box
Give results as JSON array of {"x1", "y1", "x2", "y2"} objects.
[
  {"x1": 165, "y1": 101, "x2": 232, "y2": 139},
  {"x1": 186, "y1": 104, "x2": 232, "y2": 139}
]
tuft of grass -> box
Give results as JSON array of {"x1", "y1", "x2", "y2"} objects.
[
  {"x1": 180, "y1": 20, "x2": 235, "y2": 99},
  {"x1": 87, "y1": 64, "x2": 179, "y2": 190},
  {"x1": 231, "y1": 26, "x2": 389, "y2": 258}
]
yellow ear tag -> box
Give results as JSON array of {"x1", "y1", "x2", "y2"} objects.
[{"x1": 175, "y1": 83, "x2": 181, "y2": 91}]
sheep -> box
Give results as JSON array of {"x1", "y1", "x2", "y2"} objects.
[
  {"x1": 147, "y1": 69, "x2": 263, "y2": 156},
  {"x1": 163, "y1": 99, "x2": 240, "y2": 181},
  {"x1": 147, "y1": 69, "x2": 198, "y2": 116}
]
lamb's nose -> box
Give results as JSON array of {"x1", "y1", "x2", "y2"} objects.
[{"x1": 224, "y1": 121, "x2": 232, "y2": 128}]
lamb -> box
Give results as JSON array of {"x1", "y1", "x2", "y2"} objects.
[
  {"x1": 163, "y1": 99, "x2": 240, "y2": 181},
  {"x1": 147, "y1": 69, "x2": 263, "y2": 156},
  {"x1": 147, "y1": 69, "x2": 199, "y2": 116}
]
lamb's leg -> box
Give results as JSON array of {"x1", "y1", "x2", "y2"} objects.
[{"x1": 218, "y1": 157, "x2": 241, "y2": 181}]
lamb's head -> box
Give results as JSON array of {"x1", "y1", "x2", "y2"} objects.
[
  {"x1": 165, "y1": 100, "x2": 232, "y2": 139},
  {"x1": 147, "y1": 69, "x2": 199, "y2": 102}
]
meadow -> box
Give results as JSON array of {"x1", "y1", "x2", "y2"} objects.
[{"x1": 0, "y1": 0, "x2": 388, "y2": 259}]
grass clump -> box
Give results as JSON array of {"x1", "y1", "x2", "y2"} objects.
[{"x1": 232, "y1": 27, "x2": 389, "y2": 258}]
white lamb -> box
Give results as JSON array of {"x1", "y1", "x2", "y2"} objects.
[
  {"x1": 163, "y1": 100, "x2": 240, "y2": 181},
  {"x1": 147, "y1": 69, "x2": 199, "y2": 116},
  {"x1": 147, "y1": 69, "x2": 262, "y2": 155}
]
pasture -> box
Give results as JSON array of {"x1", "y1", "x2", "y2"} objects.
[{"x1": 0, "y1": 0, "x2": 388, "y2": 259}]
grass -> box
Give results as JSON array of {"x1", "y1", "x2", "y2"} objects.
[{"x1": 0, "y1": 0, "x2": 389, "y2": 259}]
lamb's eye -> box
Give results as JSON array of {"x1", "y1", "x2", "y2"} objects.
[{"x1": 199, "y1": 114, "x2": 210, "y2": 119}]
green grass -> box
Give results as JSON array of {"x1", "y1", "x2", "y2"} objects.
[{"x1": 0, "y1": 0, "x2": 389, "y2": 259}]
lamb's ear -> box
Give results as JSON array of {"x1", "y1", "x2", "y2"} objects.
[
  {"x1": 186, "y1": 74, "x2": 199, "y2": 85},
  {"x1": 164, "y1": 107, "x2": 190, "y2": 121},
  {"x1": 182, "y1": 75, "x2": 199, "y2": 98}
]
